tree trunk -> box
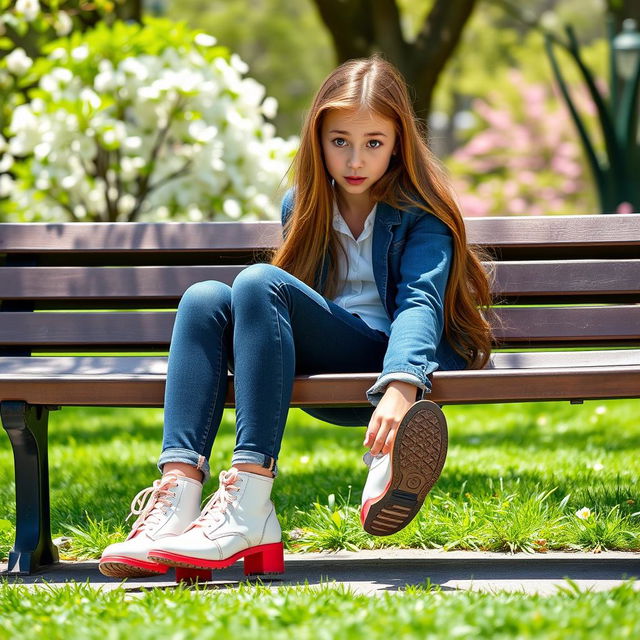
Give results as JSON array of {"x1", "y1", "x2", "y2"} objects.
[
  {"x1": 312, "y1": 0, "x2": 478, "y2": 119},
  {"x1": 115, "y1": 0, "x2": 143, "y2": 23}
]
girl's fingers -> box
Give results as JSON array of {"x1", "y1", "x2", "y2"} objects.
[
  {"x1": 364, "y1": 414, "x2": 382, "y2": 446},
  {"x1": 370, "y1": 421, "x2": 393, "y2": 456},
  {"x1": 381, "y1": 427, "x2": 397, "y2": 455}
]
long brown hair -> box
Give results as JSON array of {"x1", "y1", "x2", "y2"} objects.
[{"x1": 271, "y1": 55, "x2": 492, "y2": 368}]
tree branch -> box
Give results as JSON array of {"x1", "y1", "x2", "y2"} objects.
[
  {"x1": 44, "y1": 187, "x2": 80, "y2": 221},
  {"x1": 484, "y1": 0, "x2": 572, "y2": 49},
  {"x1": 129, "y1": 97, "x2": 184, "y2": 221},
  {"x1": 147, "y1": 159, "x2": 192, "y2": 193},
  {"x1": 411, "y1": 0, "x2": 478, "y2": 118},
  {"x1": 414, "y1": 0, "x2": 478, "y2": 63}
]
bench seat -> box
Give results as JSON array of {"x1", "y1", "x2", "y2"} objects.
[{"x1": 1, "y1": 351, "x2": 640, "y2": 406}]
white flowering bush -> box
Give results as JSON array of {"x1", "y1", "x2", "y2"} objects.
[
  {"x1": 1, "y1": 17, "x2": 297, "y2": 221},
  {"x1": 1, "y1": 0, "x2": 74, "y2": 36}
]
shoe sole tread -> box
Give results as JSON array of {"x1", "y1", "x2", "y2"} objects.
[
  {"x1": 98, "y1": 560, "x2": 166, "y2": 578},
  {"x1": 363, "y1": 400, "x2": 447, "y2": 536}
]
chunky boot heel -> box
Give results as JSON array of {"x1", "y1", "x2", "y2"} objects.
[
  {"x1": 243, "y1": 542, "x2": 285, "y2": 576},
  {"x1": 175, "y1": 567, "x2": 212, "y2": 583}
]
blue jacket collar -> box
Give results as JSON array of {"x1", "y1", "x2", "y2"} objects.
[{"x1": 375, "y1": 200, "x2": 402, "y2": 227}]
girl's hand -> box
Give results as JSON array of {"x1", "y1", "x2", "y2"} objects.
[{"x1": 363, "y1": 381, "x2": 417, "y2": 456}]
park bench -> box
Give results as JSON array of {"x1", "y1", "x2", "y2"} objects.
[{"x1": 1, "y1": 213, "x2": 639, "y2": 575}]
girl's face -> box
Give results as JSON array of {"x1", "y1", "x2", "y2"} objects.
[{"x1": 321, "y1": 108, "x2": 396, "y2": 203}]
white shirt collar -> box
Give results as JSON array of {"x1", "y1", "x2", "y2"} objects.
[{"x1": 332, "y1": 200, "x2": 377, "y2": 242}]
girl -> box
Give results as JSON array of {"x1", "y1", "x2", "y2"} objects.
[{"x1": 99, "y1": 55, "x2": 491, "y2": 580}]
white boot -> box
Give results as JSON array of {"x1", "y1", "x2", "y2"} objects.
[
  {"x1": 148, "y1": 468, "x2": 283, "y2": 580},
  {"x1": 99, "y1": 474, "x2": 203, "y2": 578}
]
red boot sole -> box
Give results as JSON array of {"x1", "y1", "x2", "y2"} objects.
[{"x1": 148, "y1": 541, "x2": 285, "y2": 582}]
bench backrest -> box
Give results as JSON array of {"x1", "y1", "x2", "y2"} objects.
[{"x1": 1, "y1": 215, "x2": 639, "y2": 356}]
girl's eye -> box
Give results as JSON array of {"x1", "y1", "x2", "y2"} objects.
[
  {"x1": 367, "y1": 140, "x2": 382, "y2": 149},
  {"x1": 333, "y1": 138, "x2": 347, "y2": 147}
]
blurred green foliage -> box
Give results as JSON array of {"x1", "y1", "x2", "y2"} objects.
[
  {"x1": 162, "y1": 0, "x2": 609, "y2": 138},
  {"x1": 165, "y1": 0, "x2": 334, "y2": 137}
]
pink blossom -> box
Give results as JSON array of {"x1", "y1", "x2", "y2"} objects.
[
  {"x1": 458, "y1": 192, "x2": 492, "y2": 217},
  {"x1": 520, "y1": 171, "x2": 536, "y2": 185},
  {"x1": 448, "y1": 68, "x2": 598, "y2": 216},
  {"x1": 503, "y1": 180, "x2": 520, "y2": 198},
  {"x1": 510, "y1": 197, "x2": 528, "y2": 214},
  {"x1": 555, "y1": 142, "x2": 578, "y2": 158},
  {"x1": 541, "y1": 187, "x2": 559, "y2": 200},
  {"x1": 547, "y1": 198, "x2": 568, "y2": 212},
  {"x1": 551, "y1": 156, "x2": 583, "y2": 177},
  {"x1": 562, "y1": 179, "x2": 582, "y2": 194},
  {"x1": 616, "y1": 201, "x2": 635, "y2": 214},
  {"x1": 474, "y1": 101, "x2": 513, "y2": 130},
  {"x1": 478, "y1": 180, "x2": 499, "y2": 195},
  {"x1": 468, "y1": 157, "x2": 503, "y2": 172},
  {"x1": 460, "y1": 131, "x2": 502, "y2": 155}
]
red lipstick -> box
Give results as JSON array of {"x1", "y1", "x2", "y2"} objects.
[{"x1": 345, "y1": 176, "x2": 366, "y2": 185}]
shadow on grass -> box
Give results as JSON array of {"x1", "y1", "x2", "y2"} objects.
[
  {"x1": 46, "y1": 408, "x2": 165, "y2": 447},
  {"x1": 2, "y1": 555, "x2": 639, "y2": 593},
  {"x1": 21, "y1": 402, "x2": 640, "y2": 454},
  {"x1": 451, "y1": 427, "x2": 640, "y2": 452}
]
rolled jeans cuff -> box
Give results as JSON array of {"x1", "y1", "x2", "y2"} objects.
[
  {"x1": 232, "y1": 449, "x2": 278, "y2": 477},
  {"x1": 158, "y1": 447, "x2": 211, "y2": 484}
]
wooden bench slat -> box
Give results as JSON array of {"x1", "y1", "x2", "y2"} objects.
[
  {"x1": 2, "y1": 215, "x2": 639, "y2": 256},
  {"x1": 491, "y1": 260, "x2": 640, "y2": 298},
  {"x1": 0, "y1": 221, "x2": 283, "y2": 253},
  {"x1": 2, "y1": 350, "x2": 639, "y2": 377},
  {"x1": 494, "y1": 306, "x2": 640, "y2": 343},
  {"x1": 466, "y1": 214, "x2": 640, "y2": 249},
  {"x1": 2, "y1": 260, "x2": 640, "y2": 302},
  {"x1": 0, "y1": 312, "x2": 175, "y2": 346},
  {"x1": 0, "y1": 266, "x2": 241, "y2": 299},
  {"x1": 1, "y1": 306, "x2": 639, "y2": 347},
  {"x1": 1, "y1": 362, "x2": 638, "y2": 406}
]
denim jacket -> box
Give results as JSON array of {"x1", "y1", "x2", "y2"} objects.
[{"x1": 281, "y1": 188, "x2": 466, "y2": 426}]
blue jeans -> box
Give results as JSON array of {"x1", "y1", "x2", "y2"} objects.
[{"x1": 158, "y1": 263, "x2": 390, "y2": 482}]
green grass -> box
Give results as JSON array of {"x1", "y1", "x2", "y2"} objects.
[
  {"x1": 0, "y1": 400, "x2": 639, "y2": 561},
  {"x1": 0, "y1": 580, "x2": 639, "y2": 639}
]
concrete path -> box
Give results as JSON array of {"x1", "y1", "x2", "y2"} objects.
[{"x1": 2, "y1": 550, "x2": 639, "y2": 595}]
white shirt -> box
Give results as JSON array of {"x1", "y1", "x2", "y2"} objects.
[{"x1": 331, "y1": 201, "x2": 391, "y2": 336}]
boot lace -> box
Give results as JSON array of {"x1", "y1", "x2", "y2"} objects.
[
  {"x1": 192, "y1": 468, "x2": 241, "y2": 529},
  {"x1": 126, "y1": 474, "x2": 179, "y2": 537}
]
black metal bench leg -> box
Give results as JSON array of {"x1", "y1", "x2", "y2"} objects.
[{"x1": 1, "y1": 401, "x2": 59, "y2": 574}]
